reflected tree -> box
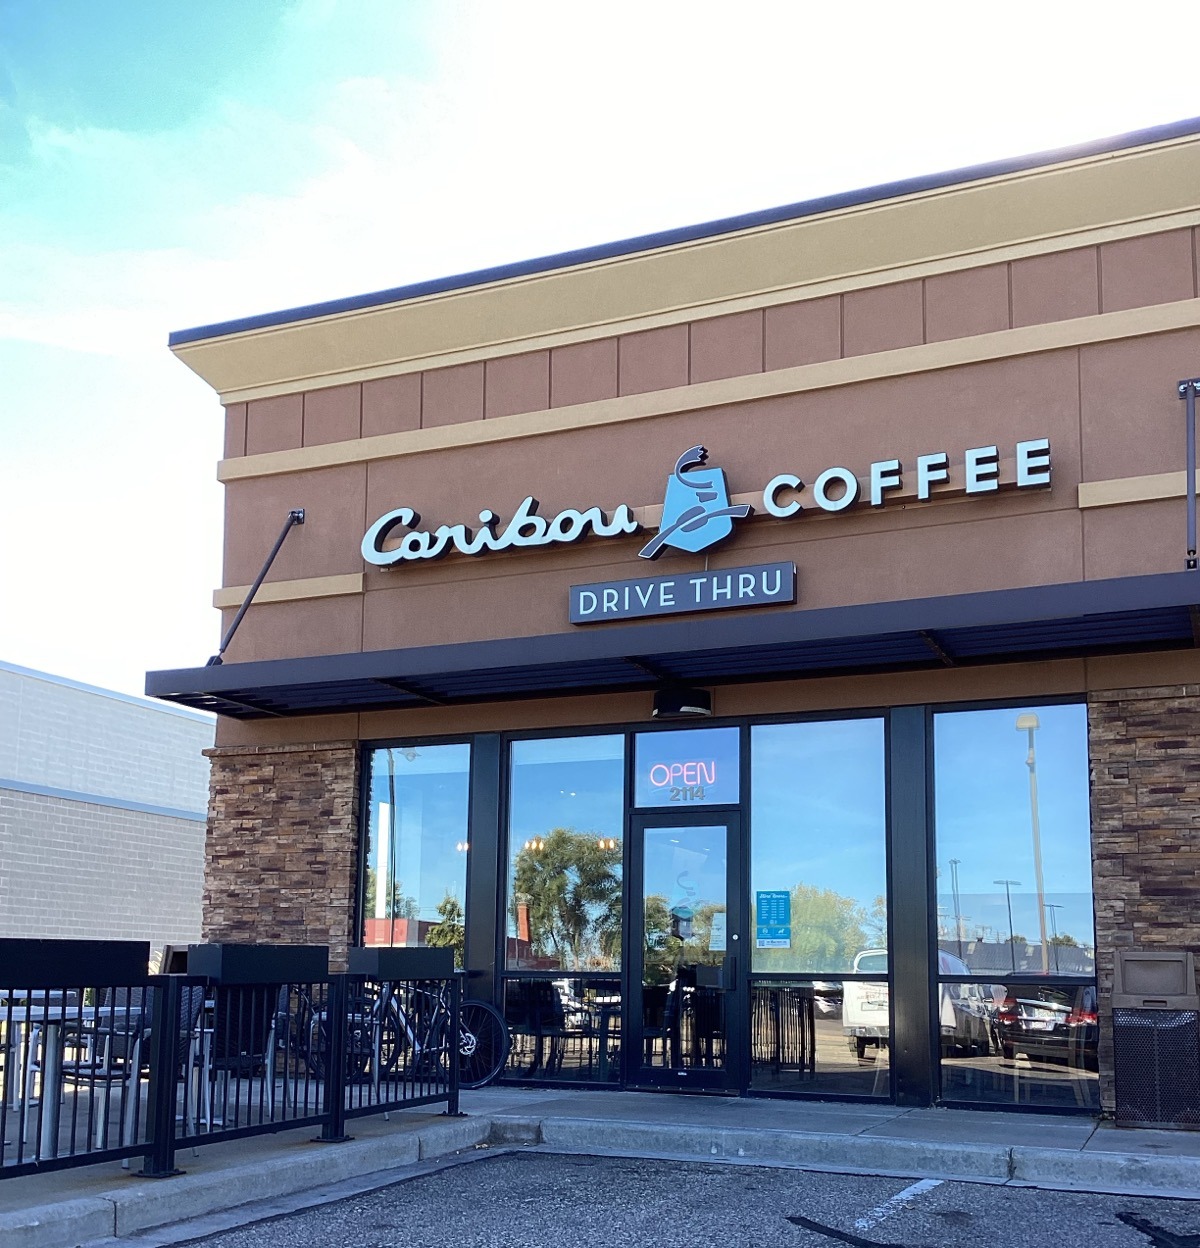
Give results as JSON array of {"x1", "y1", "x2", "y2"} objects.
[
  {"x1": 363, "y1": 867, "x2": 419, "y2": 920},
  {"x1": 754, "y1": 883, "x2": 870, "y2": 972},
  {"x1": 511, "y1": 827, "x2": 622, "y2": 969},
  {"x1": 427, "y1": 892, "x2": 466, "y2": 968}
]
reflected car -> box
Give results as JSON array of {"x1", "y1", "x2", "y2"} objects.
[
  {"x1": 843, "y1": 949, "x2": 993, "y2": 1060},
  {"x1": 842, "y1": 950, "x2": 890, "y2": 1059},
  {"x1": 812, "y1": 981, "x2": 843, "y2": 1019},
  {"x1": 994, "y1": 985, "x2": 1098, "y2": 1070}
]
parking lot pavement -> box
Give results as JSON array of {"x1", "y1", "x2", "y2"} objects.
[{"x1": 86, "y1": 1150, "x2": 1200, "y2": 1248}]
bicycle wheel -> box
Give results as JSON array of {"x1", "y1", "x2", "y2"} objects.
[
  {"x1": 304, "y1": 1006, "x2": 373, "y2": 1082},
  {"x1": 458, "y1": 1000, "x2": 511, "y2": 1088},
  {"x1": 373, "y1": 998, "x2": 407, "y2": 1077}
]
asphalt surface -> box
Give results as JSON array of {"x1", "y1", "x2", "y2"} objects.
[{"x1": 97, "y1": 1149, "x2": 1200, "y2": 1248}]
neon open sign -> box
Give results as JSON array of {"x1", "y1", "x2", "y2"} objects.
[
  {"x1": 634, "y1": 728, "x2": 740, "y2": 808},
  {"x1": 649, "y1": 760, "x2": 717, "y2": 802}
]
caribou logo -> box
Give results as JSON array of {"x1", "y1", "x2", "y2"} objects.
[{"x1": 638, "y1": 445, "x2": 752, "y2": 560}]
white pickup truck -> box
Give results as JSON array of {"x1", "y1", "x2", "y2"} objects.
[
  {"x1": 842, "y1": 948, "x2": 994, "y2": 1060},
  {"x1": 842, "y1": 949, "x2": 890, "y2": 1059}
]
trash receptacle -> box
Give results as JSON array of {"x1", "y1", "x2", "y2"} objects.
[{"x1": 1112, "y1": 950, "x2": 1200, "y2": 1129}]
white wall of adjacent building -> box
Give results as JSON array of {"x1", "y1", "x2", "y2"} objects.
[{"x1": 0, "y1": 660, "x2": 214, "y2": 954}]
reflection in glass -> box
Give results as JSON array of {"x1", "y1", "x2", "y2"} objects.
[
  {"x1": 502, "y1": 976, "x2": 622, "y2": 1084},
  {"x1": 506, "y1": 736, "x2": 625, "y2": 971},
  {"x1": 750, "y1": 720, "x2": 887, "y2": 974},
  {"x1": 749, "y1": 980, "x2": 891, "y2": 1097},
  {"x1": 939, "y1": 981, "x2": 1099, "y2": 1109},
  {"x1": 634, "y1": 727, "x2": 740, "y2": 808},
  {"x1": 361, "y1": 744, "x2": 470, "y2": 962},
  {"x1": 934, "y1": 704, "x2": 1094, "y2": 977},
  {"x1": 640, "y1": 825, "x2": 728, "y2": 1073}
]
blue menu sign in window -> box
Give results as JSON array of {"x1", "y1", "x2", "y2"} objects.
[{"x1": 756, "y1": 890, "x2": 792, "y2": 948}]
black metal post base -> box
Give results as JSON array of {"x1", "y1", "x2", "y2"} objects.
[{"x1": 313, "y1": 1133, "x2": 353, "y2": 1143}]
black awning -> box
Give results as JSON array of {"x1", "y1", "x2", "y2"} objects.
[{"x1": 145, "y1": 572, "x2": 1200, "y2": 719}]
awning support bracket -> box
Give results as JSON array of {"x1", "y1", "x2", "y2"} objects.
[
  {"x1": 207, "y1": 509, "x2": 306, "y2": 666},
  {"x1": 374, "y1": 678, "x2": 449, "y2": 706},
  {"x1": 1177, "y1": 377, "x2": 1199, "y2": 571},
  {"x1": 624, "y1": 656, "x2": 678, "y2": 682},
  {"x1": 919, "y1": 630, "x2": 957, "y2": 667}
]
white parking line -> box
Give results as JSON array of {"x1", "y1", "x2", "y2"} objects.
[{"x1": 852, "y1": 1178, "x2": 943, "y2": 1232}]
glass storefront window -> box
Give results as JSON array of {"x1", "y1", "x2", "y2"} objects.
[
  {"x1": 506, "y1": 735, "x2": 625, "y2": 972},
  {"x1": 749, "y1": 719, "x2": 887, "y2": 974},
  {"x1": 503, "y1": 976, "x2": 622, "y2": 1084},
  {"x1": 361, "y1": 743, "x2": 471, "y2": 961},
  {"x1": 934, "y1": 703, "x2": 1097, "y2": 1110},
  {"x1": 934, "y1": 704, "x2": 1095, "y2": 978},
  {"x1": 634, "y1": 726, "x2": 740, "y2": 808},
  {"x1": 749, "y1": 979, "x2": 891, "y2": 1097}
]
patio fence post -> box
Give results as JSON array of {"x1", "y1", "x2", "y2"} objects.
[
  {"x1": 447, "y1": 974, "x2": 461, "y2": 1117},
  {"x1": 319, "y1": 974, "x2": 349, "y2": 1142},
  {"x1": 141, "y1": 974, "x2": 182, "y2": 1177}
]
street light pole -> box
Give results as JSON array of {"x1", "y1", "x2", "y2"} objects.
[
  {"x1": 1016, "y1": 713, "x2": 1050, "y2": 975},
  {"x1": 995, "y1": 879, "x2": 1021, "y2": 973},
  {"x1": 950, "y1": 858, "x2": 964, "y2": 958},
  {"x1": 1045, "y1": 902, "x2": 1063, "y2": 974}
]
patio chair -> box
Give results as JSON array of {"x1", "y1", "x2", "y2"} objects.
[
  {"x1": 32, "y1": 985, "x2": 205, "y2": 1162},
  {"x1": 505, "y1": 980, "x2": 592, "y2": 1077},
  {"x1": 205, "y1": 985, "x2": 282, "y2": 1124}
]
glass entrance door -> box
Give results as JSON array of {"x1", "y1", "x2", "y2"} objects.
[{"x1": 628, "y1": 813, "x2": 743, "y2": 1090}]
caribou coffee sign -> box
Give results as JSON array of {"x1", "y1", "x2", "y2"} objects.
[
  {"x1": 361, "y1": 494, "x2": 639, "y2": 564},
  {"x1": 362, "y1": 438, "x2": 1051, "y2": 620}
]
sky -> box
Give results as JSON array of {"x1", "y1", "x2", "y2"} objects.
[{"x1": 2, "y1": 0, "x2": 1199, "y2": 698}]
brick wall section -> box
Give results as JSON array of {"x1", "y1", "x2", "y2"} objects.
[
  {"x1": 204, "y1": 742, "x2": 359, "y2": 971},
  {"x1": 0, "y1": 789, "x2": 204, "y2": 948},
  {"x1": 1089, "y1": 683, "x2": 1200, "y2": 1113}
]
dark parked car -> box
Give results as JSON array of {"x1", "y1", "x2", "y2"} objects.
[{"x1": 994, "y1": 984, "x2": 1098, "y2": 1070}]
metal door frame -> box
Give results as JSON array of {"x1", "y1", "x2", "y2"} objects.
[{"x1": 624, "y1": 808, "x2": 746, "y2": 1092}]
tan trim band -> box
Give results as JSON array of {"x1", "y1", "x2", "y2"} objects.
[
  {"x1": 218, "y1": 298, "x2": 1200, "y2": 484},
  {"x1": 215, "y1": 211, "x2": 1200, "y2": 407},
  {"x1": 213, "y1": 573, "x2": 363, "y2": 610},
  {"x1": 1078, "y1": 469, "x2": 1200, "y2": 509},
  {"x1": 176, "y1": 133, "x2": 1200, "y2": 403}
]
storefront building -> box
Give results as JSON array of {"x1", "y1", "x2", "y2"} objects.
[{"x1": 149, "y1": 119, "x2": 1200, "y2": 1115}]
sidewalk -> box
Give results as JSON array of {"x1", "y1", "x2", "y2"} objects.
[{"x1": 4, "y1": 1088, "x2": 1200, "y2": 1247}]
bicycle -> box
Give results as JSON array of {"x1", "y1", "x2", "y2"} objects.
[{"x1": 291, "y1": 978, "x2": 511, "y2": 1090}]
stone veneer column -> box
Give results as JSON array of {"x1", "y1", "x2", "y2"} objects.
[
  {"x1": 1089, "y1": 683, "x2": 1200, "y2": 1114},
  {"x1": 203, "y1": 741, "x2": 360, "y2": 971}
]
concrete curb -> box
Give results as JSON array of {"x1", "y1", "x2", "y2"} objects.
[
  {"x1": 1009, "y1": 1144, "x2": 1200, "y2": 1199},
  {"x1": 0, "y1": 1196, "x2": 115, "y2": 1248},
  {"x1": 490, "y1": 1114, "x2": 1200, "y2": 1197},
  {"x1": 492, "y1": 1116, "x2": 1012, "y2": 1183},
  {"x1": 0, "y1": 1115, "x2": 492, "y2": 1248},
  {"x1": 7, "y1": 1111, "x2": 1200, "y2": 1247}
]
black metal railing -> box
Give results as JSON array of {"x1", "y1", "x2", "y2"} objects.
[{"x1": 1, "y1": 971, "x2": 460, "y2": 1179}]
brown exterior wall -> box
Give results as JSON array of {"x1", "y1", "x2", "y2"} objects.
[
  {"x1": 203, "y1": 742, "x2": 360, "y2": 971},
  {"x1": 1089, "y1": 683, "x2": 1200, "y2": 1114},
  {"x1": 215, "y1": 314, "x2": 1200, "y2": 664}
]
